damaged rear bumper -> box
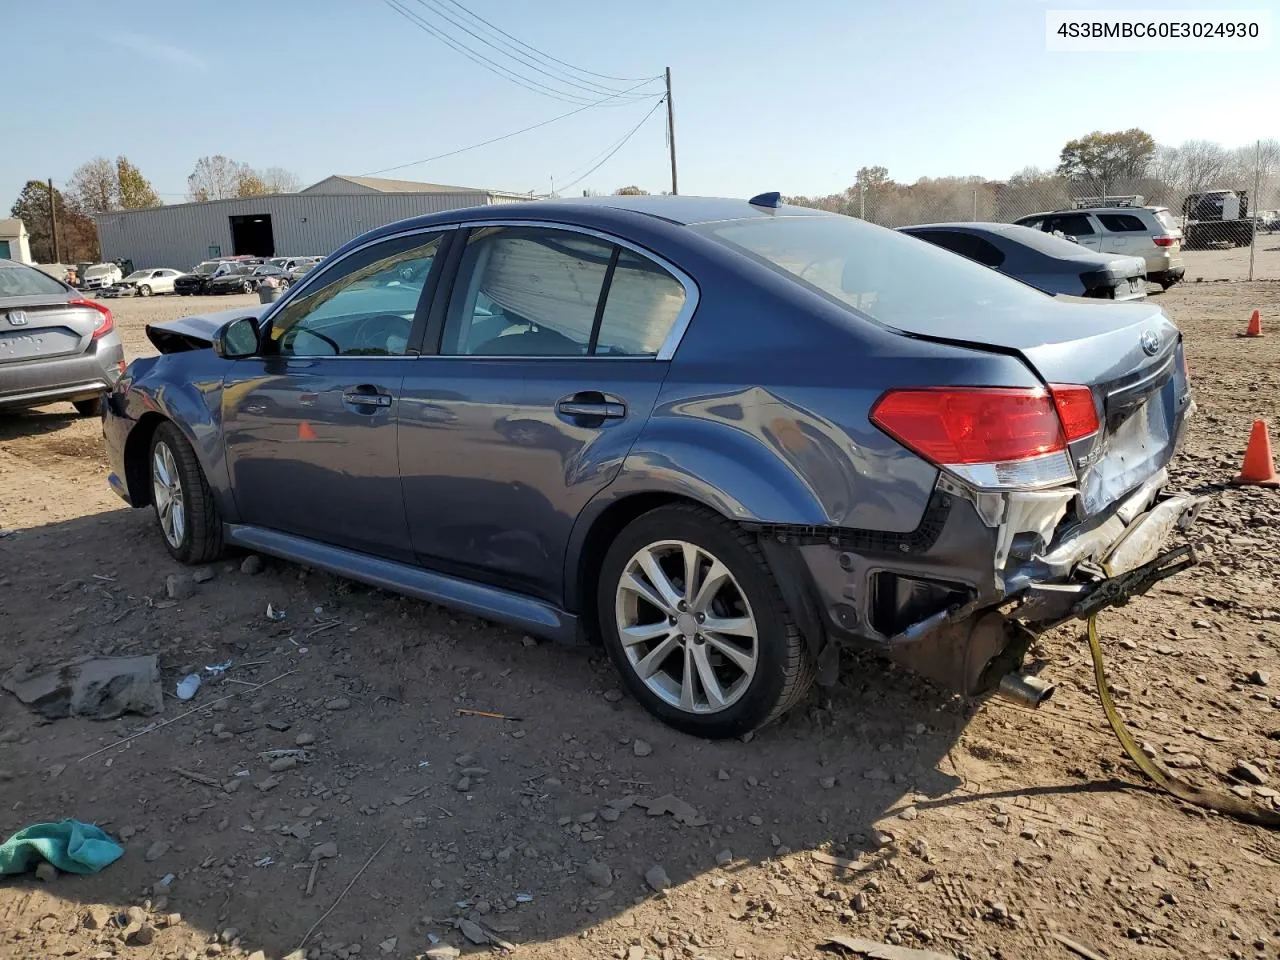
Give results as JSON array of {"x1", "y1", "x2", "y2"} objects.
[{"x1": 768, "y1": 469, "x2": 1203, "y2": 699}]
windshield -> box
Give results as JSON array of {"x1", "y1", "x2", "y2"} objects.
[
  {"x1": 85, "y1": 264, "x2": 114, "y2": 277},
  {"x1": 693, "y1": 215, "x2": 1049, "y2": 327},
  {"x1": 194, "y1": 261, "x2": 221, "y2": 275},
  {"x1": 124, "y1": 271, "x2": 149, "y2": 281},
  {"x1": 0, "y1": 263, "x2": 67, "y2": 297},
  {"x1": 252, "y1": 266, "x2": 277, "y2": 276}
]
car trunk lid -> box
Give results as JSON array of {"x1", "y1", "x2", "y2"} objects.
[
  {"x1": 891, "y1": 299, "x2": 1189, "y2": 515},
  {"x1": 1, "y1": 296, "x2": 101, "y2": 363}
]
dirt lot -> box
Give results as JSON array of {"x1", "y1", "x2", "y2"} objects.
[
  {"x1": 1, "y1": 286, "x2": 1278, "y2": 960},
  {"x1": 1181, "y1": 238, "x2": 1280, "y2": 282}
]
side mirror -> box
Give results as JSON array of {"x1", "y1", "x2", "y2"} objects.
[{"x1": 213, "y1": 317, "x2": 261, "y2": 359}]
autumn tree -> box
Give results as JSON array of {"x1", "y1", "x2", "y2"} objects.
[
  {"x1": 116, "y1": 156, "x2": 161, "y2": 208},
  {"x1": 613, "y1": 185, "x2": 649, "y2": 195},
  {"x1": 68, "y1": 156, "x2": 118, "y2": 214},
  {"x1": 236, "y1": 170, "x2": 268, "y2": 197},
  {"x1": 9, "y1": 180, "x2": 99, "y2": 262},
  {"x1": 187, "y1": 155, "x2": 249, "y2": 201},
  {"x1": 1057, "y1": 129, "x2": 1156, "y2": 194},
  {"x1": 260, "y1": 167, "x2": 302, "y2": 194}
]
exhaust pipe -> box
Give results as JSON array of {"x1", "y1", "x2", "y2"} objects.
[{"x1": 997, "y1": 672, "x2": 1056, "y2": 708}]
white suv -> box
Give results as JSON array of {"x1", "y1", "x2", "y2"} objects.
[{"x1": 1015, "y1": 203, "x2": 1184, "y2": 290}]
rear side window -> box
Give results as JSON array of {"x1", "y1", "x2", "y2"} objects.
[
  {"x1": 441, "y1": 226, "x2": 687, "y2": 358},
  {"x1": 907, "y1": 230, "x2": 1005, "y2": 267},
  {"x1": 0, "y1": 263, "x2": 68, "y2": 297},
  {"x1": 1154, "y1": 209, "x2": 1180, "y2": 231},
  {"x1": 1098, "y1": 214, "x2": 1148, "y2": 233},
  {"x1": 695, "y1": 215, "x2": 1049, "y2": 329},
  {"x1": 1044, "y1": 214, "x2": 1095, "y2": 237}
]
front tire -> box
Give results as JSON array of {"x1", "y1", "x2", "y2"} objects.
[
  {"x1": 597, "y1": 504, "x2": 814, "y2": 738},
  {"x1": 149, "y1": 422, "x2": 223, "y2": 564},
  {"x1": 138, "y1": 284, "x2": 152, "y2": 297}
]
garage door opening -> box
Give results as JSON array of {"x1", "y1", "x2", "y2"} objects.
[{"x1": 230, "y1": 214, "x2": 275, "y2": 257}]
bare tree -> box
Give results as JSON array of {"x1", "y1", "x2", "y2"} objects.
[
  {"x1": 260, "y1": 167, "x2": 302, "y2": 194},
  {"x1": 68, "y1": 157, "x2": 119, "y2": 214},
  {"x1": 187, "y1": 155, "x2": 252, "y2": 201},
  {"x1": 1174, "y1": 140, "x2": 1231, "y2": 193}
]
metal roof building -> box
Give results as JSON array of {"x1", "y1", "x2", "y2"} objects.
[{"x1": 95, "y1": 176, "x2": 532, "y2": 271}]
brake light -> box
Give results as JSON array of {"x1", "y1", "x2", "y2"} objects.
[
  {"x1": 870, "y1": 387, "x2": 1077, "y2": 489},
  {"x1": 1047, "y1": 384, "x2": 1099, "y2": 441},
  {"x1": 70, "y1": 298, "x2": 114, "y2": 339},
  {"x1": 1153, "y1": 236, "x2": 1177, "y2": 247}
]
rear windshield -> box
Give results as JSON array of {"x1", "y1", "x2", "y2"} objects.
[
  {"x1": 0, "y1": 263, "x2": 68, "y2": 297},
  {"x1": 1153, "y1": 209, "x2": 1180, "y2": 232},
  {"x1": 693, "y1": 215, "x2": 1049, "y2": 327}
]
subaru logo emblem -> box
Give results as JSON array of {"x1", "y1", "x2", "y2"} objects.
[
  {"x1": 1140, "y1": 330, "x2": 1160, "y2": 356},
  {"x1": 7, "y1": 310, "x2": 27, "y2": 326}
]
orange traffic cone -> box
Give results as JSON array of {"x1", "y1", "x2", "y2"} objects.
[
  {"x1": 1244, "y1": 309, "x2": 1263, "y2": 337},
  {"x1": 298, "y1": 421, "x2": 318, "y2": 441},
  {"x1": 1233, "y1": 419, "x2": 1279, "y2": 487}
]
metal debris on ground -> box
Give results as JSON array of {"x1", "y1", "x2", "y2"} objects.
[{"x1": 456, "y1": 708, "x2": 522, "y2": 721}]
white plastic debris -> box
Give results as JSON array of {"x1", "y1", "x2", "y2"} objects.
[
  {"x1": 266, "y1": 603, "x2": 286, "y2": 621},
  {"x1": 176, "y1": 673, "x2": 202, "y2": 700},
  {"x1": 254, "y1": 856, "x2": 274, "y2": 867},
  {"x1": 515, "y1": 893, "x2": 534, "y2": 903},
  {"x1": 205, "y1": 660, "x2": 233, "y2": 675}
]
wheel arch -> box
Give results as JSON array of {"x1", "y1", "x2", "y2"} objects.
[{"x1": 121, "y1": 411, "x2": 171, "y2": 507}]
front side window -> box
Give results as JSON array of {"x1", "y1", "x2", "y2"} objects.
[{"x1": 266, "y1": 232, "x2": 441, "y2": 358}]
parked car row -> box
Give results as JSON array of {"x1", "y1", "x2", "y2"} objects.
[{"x1": 174, "y1": 255, "x2": 322, "y2": 296}]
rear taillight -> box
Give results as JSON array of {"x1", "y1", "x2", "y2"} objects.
[
  {"x1": 870, "y1": 387, "x2": 1084, "y2": 489},
  {"x1": 1047, "y1": 384, "x2": 1100, "y2": 441},
  {"x1": 70, "y1": 298, "x2": 114, "y2": 338},
  {"x1": 1153, "y1": 236, "x2": 1176, "y2": 247}
]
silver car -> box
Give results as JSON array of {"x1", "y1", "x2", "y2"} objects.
[{"x1": 0, "y1": 258, "x2": 125, "y2": 416}]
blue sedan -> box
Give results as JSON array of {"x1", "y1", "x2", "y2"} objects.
[{"x1": 102, "y1": 195, "x2": 1199, "y2": 737}]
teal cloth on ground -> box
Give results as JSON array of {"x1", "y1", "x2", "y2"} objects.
[{"x1": 0, "y1": 820, "x2": 124, "y2": 875}]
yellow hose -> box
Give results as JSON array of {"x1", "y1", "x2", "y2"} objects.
[{"x1": 1086, "y1": 613, "x2": 1279, "y2": 828}]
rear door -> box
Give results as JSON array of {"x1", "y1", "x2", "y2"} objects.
[
  {"x1": 221, "y1": 229, "x2": 448, "y2": 560},
  {"x1": 1095, "y1": 212, "x2": 1152, "y2": 264},
  {"x1": 398, "y1": 223, "x2": 695, "y2": 604}
]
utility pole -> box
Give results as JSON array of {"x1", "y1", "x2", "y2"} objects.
[
  {"x1": 664, "y1": 67, "x2": 678, "y2": 195},
  {"x1": 47, "y1": 178, "x2": 61, "y2": 264},
  {"x1": 1249, "y1": 139, "x2": 1261, "y2": 282}
]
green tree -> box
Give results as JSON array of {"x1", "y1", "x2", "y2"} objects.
[
  {"x1": 1057, "y1": 129, "x2": 1156, "y2": 194},
  {"x1": 117, "y1": 156, "x2": 162, "y2": 208},
  {"x1": 613, "y1": 185, "x2": 649, "y2": 195},
  {"x1": 9, "y1": 180, "x2": 99, "y2": 262}
]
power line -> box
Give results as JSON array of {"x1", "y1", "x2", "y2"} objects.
[
  {"x1": 442, "y1": 0, "x2": 654, "y2": 84},
  {"x1": 411, "y1": 0, "x2": 655, "y2": 101},
  {"x1": 383, "y1": 0, "x2": 644, "y2": 106},
  {"x1": 361, "y1": 80, "x2": 663, "y2": 177},
  {"x1": 555, "y1": 97, "x2": 667, "y2": 195}
]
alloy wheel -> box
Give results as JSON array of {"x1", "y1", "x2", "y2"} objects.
[
  {"x1": 151, "y1": 441, "x2": 186, "y2": 548},
  {"x1": 614, "y1": 539, "x2": 758, "y2": 714}
]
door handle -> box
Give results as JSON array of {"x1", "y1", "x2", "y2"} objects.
[
  {"x1": 342, "y1": 386, "x2": 393, "y2": 410},
  {"x1": 557, "y1": 391, "x2": 626, "y2": 421}
]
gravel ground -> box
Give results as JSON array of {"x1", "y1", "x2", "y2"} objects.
[{"x1": 0, "y1": 285, "x2": 1278, "y2": 960}]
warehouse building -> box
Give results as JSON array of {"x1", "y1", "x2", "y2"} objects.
[{"x1": 95, "y1": 175, "x2": 532, "y2": 271}]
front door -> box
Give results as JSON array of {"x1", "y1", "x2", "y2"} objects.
[
  {"x1": 222, "y1": 230, "x2": 446, "y2": 560},
  {"x1": 399, "y1": 225, "x2": 693, "y2": 604}
]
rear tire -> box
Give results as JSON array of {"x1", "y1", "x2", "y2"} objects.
[
  {"x1": 596, "y1": 503, "x2": 814, "y2": 738},
  {"x1": 149, "y1": 422, "x2": 223, "y2": 564},
  {"x1": 72, "y1": 397, "x2": 102, "y2": 417}
]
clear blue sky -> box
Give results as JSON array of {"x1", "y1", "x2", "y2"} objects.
[{"x1": 3, "y1": 0, "x2": 1276, "y2": 207}]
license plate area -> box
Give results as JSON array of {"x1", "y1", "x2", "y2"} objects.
[{"x1": 0, "y1": 327, "x2": 82, "y2": 362}]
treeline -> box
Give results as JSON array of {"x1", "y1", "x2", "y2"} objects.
[{"x1": 786, "y1": 131, "x2": 1280, "y2": 228}]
